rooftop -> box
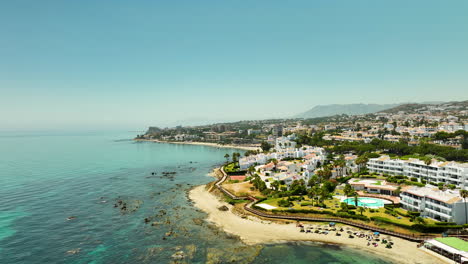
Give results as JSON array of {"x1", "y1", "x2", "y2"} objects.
[
  {"x1": 435, "y1": 237, "x2": 468, "y2": 252},
  {"x1": 405, "y1": 187, "x2": 462, "y2": 204}
]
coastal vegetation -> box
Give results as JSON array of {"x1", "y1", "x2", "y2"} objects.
[{"x1": 296, "y1": 133, "x2": 468, "y2": 161}]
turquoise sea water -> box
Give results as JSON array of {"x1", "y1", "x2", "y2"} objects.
[{"x1": 0, "y1": 131, "x2": 393, "y2": 263}]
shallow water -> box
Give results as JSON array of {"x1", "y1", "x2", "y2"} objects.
[{"x1": 0, "y1": 131, "x2": 393, "y2": 263}]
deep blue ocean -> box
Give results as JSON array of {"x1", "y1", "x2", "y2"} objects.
[{"x1": 0, "y1": 131, "x2": 392, "y2": 263}]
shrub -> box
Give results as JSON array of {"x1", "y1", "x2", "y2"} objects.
[
  {"x1": 335, "y1": 212, "x2": 369, "y2": 221},
  {"x1": 410, "y1": 177, "x2": 418, "y2": 182},
  {"x1": 371, "y1": 216, "x2": 465, "y2": 233},
  {"x1": 278, "y1": 199, "x2": 293, "y2": 207},
  {"x1": 434, "y1": 222, "x2": 457, "y2": 226},
  {"x1": 384, "y1": 204, "x2": 395, "y2": 210}
]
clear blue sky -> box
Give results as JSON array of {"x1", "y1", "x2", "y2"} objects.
[{"x1": 1, "y1": 1, "x2": 467, "y2": 130}]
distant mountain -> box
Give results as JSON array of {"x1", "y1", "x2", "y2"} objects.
[
  {"x1": 296, "y1": 104, "x2": 400, "y2": 118},
  {"x1": 377, "y1": 104, "x2": 428, "y2": 114},
  {"x1": 379, "y1": 100, "x2": 467, "y2": 114}
]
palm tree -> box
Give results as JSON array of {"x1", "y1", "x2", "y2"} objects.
[
  {"x1": 224, "y1": 153, "x2": 230, "y2": 163},
  {"x1": 424, "y1": 158, "x2": 432, "y2": 183},
  {"x1": 343, "y1": 184, "x2": 353, "y2": 199},
  {"x1": 356, "y1": 155, "x2": 369, "y2": 172},
  {"x1": 353, "y1": 192, "x2": 359, "y2": 207},
  {"x1": 308, "y1": 187, "x2": 317, "y2": 205},
  {"x1": 340, "y1": 202, "x2": 348, "y2": 212},
  {"x1": 318, "y1": 186, "x2": 330, "y2": 206},
  {"x1": 357, "y1": 206, "x2": 365, "y2": 215},
  {"x1": 460, "y1": 190, "x2": 468, "y2": 224}
]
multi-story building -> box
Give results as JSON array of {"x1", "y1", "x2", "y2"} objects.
[
  {"x1": 275, "y1": 135, "x2": 297, "y2": 150},
  {"x1": 349, "y1": 178, "x2": 399, "y2": 196},
  {"x1": 400, "y1": 187, "x2": 468, "y2": 224},
  {"x1": 239, "y1": 146, "x2": 325, "y2": 170},
  {"x1": 367, "y1": 156, "x2": 468, "y2": 189}
]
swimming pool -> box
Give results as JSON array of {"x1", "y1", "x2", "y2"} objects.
[{"x1": 343, "y1": 197, "x2": 389, "y2": 208}]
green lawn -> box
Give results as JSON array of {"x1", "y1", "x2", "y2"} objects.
[
  {"x1": 224, "y1": 163, "x2": 239, "y2": 173},
  {"x1": 260, "y1": 196, "x2": 437, "y2": 226}
]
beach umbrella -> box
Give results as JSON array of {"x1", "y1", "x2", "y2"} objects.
[{"x1": 374, "y1": 232, "x2": 380, "y2": 235}]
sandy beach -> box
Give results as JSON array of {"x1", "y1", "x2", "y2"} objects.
[
  {"x1": 135, "y1": 139, "x2": 260, "y2": 151},
  {"x1": 189, "y1": 184, "x2": 452, "y2": 264}
]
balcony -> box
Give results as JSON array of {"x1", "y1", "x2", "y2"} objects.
[{"x1": 425, "y1": 208, "x2": 452, "y2": 219}]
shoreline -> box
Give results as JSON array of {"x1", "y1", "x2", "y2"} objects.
[
  {"x1": 134, "y1": 139, "x2": 260, "y2": 151},
  {"x1": 189, "y1": 184, "x2": 451, "y2": 264}
]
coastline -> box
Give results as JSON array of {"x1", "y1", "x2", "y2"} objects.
[
  {"x1": 189, "y1": 184, "x2": 451, "y2": 264},
  {"x1": 134, "y1": 139, "x2": 260, "y2": 151}
]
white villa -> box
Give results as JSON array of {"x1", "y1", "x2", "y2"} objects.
[
  {"x1": 367, "y1": 155, "x2": 468, "y2": 189},
  {"x1": 239, "y1": 146, "x2": 325, "y2": 170},
  {"x1": 275, "y1": 134, "x2": 297, "y2": 150},
  {"x1": 400, "y1": 186, "x2": 468, "y2": 224},
  {"x1": 239, "y1": 146, "x2": 326, "y2": 187}
]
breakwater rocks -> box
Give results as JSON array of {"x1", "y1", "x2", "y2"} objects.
[{"x1": 113, "y1": 198, "x2": 143, "y2": 214}]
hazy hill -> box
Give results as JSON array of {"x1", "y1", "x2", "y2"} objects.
[
  {"x1": 379, "y1": 100, "x2": 467, "y2": 114},
  {"x1": 296, "y1": 104, "x2": 399, "y2": 118}
]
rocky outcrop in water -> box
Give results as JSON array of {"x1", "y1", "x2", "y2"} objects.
[
  {"x1": 113, "y1": 198, "x2": 143, "y2": 214},
  {"x1": 66, "y1": 248, "x2": 80, "y2": 255}
]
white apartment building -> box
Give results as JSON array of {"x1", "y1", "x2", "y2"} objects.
[
  {"x1": 400, "y1": 187, "x2": 468, "y2": 224},
  {"x1": 239, "y1": 146, "x2": 325, "y2": 170},
  {"x1": 275, "y1": 135, "x2": 297, "y2": 150},
  {"x1": 367, "y1": 156, "x2": 468, "y2": 189}
]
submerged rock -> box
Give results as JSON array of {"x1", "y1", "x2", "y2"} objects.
[
  {"x1": 184, "y1": 244, "x2": 196, "y2": 259},
  {"x1": 192, "y1": 218, "x2": 204, "y2": 226},
  {"x1": 66, "y1": 248, "x2": 80, "y2": 255},
  {"x1": 171, "y1": 250, "x2": 185, "y2": 260}
]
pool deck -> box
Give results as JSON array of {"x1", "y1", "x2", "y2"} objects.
[{"x1": 356, "y1": 191, "x2": 401, "y2": 204}]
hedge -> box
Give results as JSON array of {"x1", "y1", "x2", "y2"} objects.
[
  {"x1": 434, "y1": 222, "x2": 457, "y2": 226},
  {"x1": 226, "y1": 170, "x2": 248, "y2": 176},
  {"x1": 335, "y1": 212, "x2": 369, "y2": 221},
  {"x1": 371, "y1": 216, "x2": 466, "y2": 233},
  {"x1": 271, "y1": 209, "x2": 334, "y2": 215}
]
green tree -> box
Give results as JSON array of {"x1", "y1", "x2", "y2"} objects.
[
  {"x1": 394, "y1": 186, "x2": 402, "y2": 197},
  {"x1": 414, "y1": 216, "x2": 426, "y2": 225},
  {"x1": 261, "y1": 141, "x2": 273, "y2": 152},
  {"x1": 271, "y1": 180, "x2": 280, "y2": 191},
  {"x1": 357, "y1": 206, "x2": 365, "y2": 215},
  {"x1": 340, "y1": 202, "x2": 349, "y2": 212},
  {"x1": 460, "y1": 190, "x2": 468, "y2": 224},
  {"x1": 308, "y1": 175, "x2": 319, "y2": 187},
  {"x1": 343, "y1": 184, "x2": 354, "y2": 199},
  {"x1": 353, "y1": 192, "x2": 359, "y2": 207},
  {"x1": 224, "y1": 153, "x2": 230, "y2": 163}
]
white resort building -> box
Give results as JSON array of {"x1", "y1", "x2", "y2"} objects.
[
  {"x1": 348, "y1": 178, "x2": 399, "y2": 196},
  {"x1": 239, "y1": 146, "x2": 325, "y2": 170},
  {"x1": 367, "y1": 155, "x2": 468, "y2": 189},
  {"x1": 400, "y1": 186, "x2": 468, "y2": 224},
  {"x1": 238, "y1": 146, "x2": 326, "y2": 187}
]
